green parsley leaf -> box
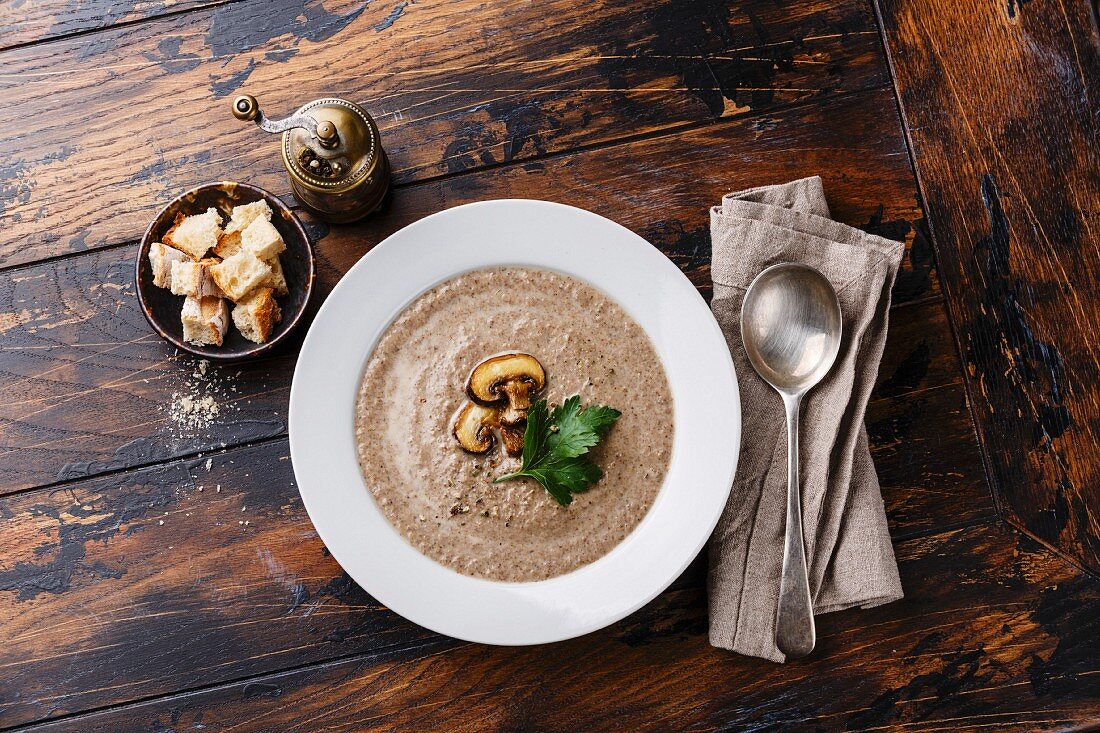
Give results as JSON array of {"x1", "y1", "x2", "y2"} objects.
[{"x1": 493, "y1": 395, "x2": 622, "y2": 506}]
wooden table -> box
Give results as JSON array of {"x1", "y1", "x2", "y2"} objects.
[{"x1": 1, "y1": 1, "x2": 1098, "y2": 730}]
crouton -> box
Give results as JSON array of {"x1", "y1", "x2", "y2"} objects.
[
  {"x1": 149, "y1": 242, "x2": 189, "y2": 289},
  {"x1": 213, "y1": 230, "x2": 243, "y2": 259},
  {"x1": 208, "y1": 251, "x2": 271, "y2": 302},
  {"x1": 170, "y1": 258, "x2": 224, "y2": 298},
  {"x1": 232, "y1": 287, "x2": 282, "y2": 344},
  {"x1": 181, "y1": 296, "x2": 228, "y2": 347},
  {"x1": 240, "y1": 217, "x2": 286, "y2": 260},
  {"x1": 262, "y1": 254, "x2": 289, "y2": 296},
  {"x1": 163, "y1": 208, "x2": 223, "y2": 260},
  {"x1": 224, "y1": 199, "x2": 272, "y2": 235}
]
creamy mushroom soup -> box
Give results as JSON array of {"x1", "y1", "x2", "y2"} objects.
[{"x1": 355, "y1": 266, "x2": 673, "y2": 582}]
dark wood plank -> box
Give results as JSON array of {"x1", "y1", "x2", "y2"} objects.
[
  {"x1": 0, "y1": 400, "x2": 993, "y2": 730},
  {"x1": 0, "y1": 89, "x2": 931, "y2": 493},
  {"x1": 873, "y1": 300, "x2": 966, "y2": 404},
  {"x1": 0, "y1": 0, "x2": 892, "y2": 268},
  {"x1": 0, "y1": 0, "x2": 233, "y2": 52},
  {"x1": 868, "y1": 376, "x2": 994, "y2": 537},
  {"x1": 875, "y1": 0, "x2": 1100, "y2": 573},
  {"x1": 868, "y1": 299, "x2": 995, "y2": 537},
  {"x1": 0, "y1": 440, "x2": 457, "y2": 729},
  {"x1": 20, "y1": 521, "x2": 1100, "y2": 733}
]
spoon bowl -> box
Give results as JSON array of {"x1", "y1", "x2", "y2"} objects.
[
  {"x1": 741, "y1": 263, "x2": 842, "y2": 394},
  {"x1": 740, "y1": 262, "x2": 842, "y2": 659}
]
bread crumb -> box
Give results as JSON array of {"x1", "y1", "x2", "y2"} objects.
[
  {"x1": 170, "y1": 393, "x2": 220, "y2": 431},
  {"x1": 163, "y1": 355, "x2": 238, "y2": 438}
]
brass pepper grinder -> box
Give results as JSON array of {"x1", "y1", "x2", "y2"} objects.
[{"x1": 232, "y1": 94, "x2": 390, "y2": 224}]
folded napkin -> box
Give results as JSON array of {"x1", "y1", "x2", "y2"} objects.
[{"x1": 707, "y1": 176, "x2": 904, "y2": 662}]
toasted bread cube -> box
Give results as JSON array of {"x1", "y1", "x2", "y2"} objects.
[
  {"x1": 224, "y1": 199, "x2": 272, "y2": 235},
  {"x1": 163, "y1": 208, "x2": 223, "y2": 260},
  {"x1": 149, "y1": 242, "x2": 189, "y2": 289},
  {"x1": 232, "y1": 287, "x2": 282, "y2": 344},
  {"x1": 208, "y1": 251, "x2": 271, "y2": 302},
  {"x1": 181, "y1": 296, "x2": 228, "y2": 347},
  {"x1": 241, "y1": 217, "x2": 286, "y2": 260},
  {"x1": 170, "y1": 258, "x2": 224, "y2": 298},
  {"x1": 213, "y1": 230, "x2": 243, "y2": 259},
  {"x1": 263, "y1": 254, "x2": 289, "y2": 296}
]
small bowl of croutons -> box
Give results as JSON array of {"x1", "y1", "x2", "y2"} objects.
[{"x1": 136, "y1": 181, "x2": 315, "y2": 360}]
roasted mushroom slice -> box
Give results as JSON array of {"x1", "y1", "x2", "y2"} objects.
[
  {"x1": 499, "y1": 425, "x2": 525, "y2": 457},
  {"x1": 467, "y1": 353, "x2": 546, "y2": 426},
  {"x1": 453, "y1": 402, "x2": 499, "y2": 454}
]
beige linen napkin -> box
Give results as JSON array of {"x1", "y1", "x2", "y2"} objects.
[{"x1": 708, "y1": 176, "x2": 904, "y2": 662}]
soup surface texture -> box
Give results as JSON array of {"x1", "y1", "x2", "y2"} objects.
[{"x1": 355, "y1": 266, "x2": 673, "y2": 581}]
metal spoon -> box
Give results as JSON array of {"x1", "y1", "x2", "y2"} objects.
[{"x1": 740, "y1": 262, "x2": 842, "y2": 659}]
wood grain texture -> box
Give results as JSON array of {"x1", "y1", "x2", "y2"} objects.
[
  {"x1": 0, "y1": 0, "x2": 892, "y2": 268},
  {"x1": 0, "y1": 416, "x2": 988, "y2": 729},
  {"x1": 867, "y1": 310, "x2": 995, "y2": 539},
  {"x1": 0, "y1": 441, "x2": 454, "y2": 729},
  {"x1": 16, "y1": 521, "x2": 1099, "y2": 733},
  {"x1": 0, "y1": 89, "x2": 932, "y2": 493},
  {"x1": 0, "y1": 0, "x2": 234, "y2": 52},
  {"x1": 875, "y1": 0, "x2": 1100, "y2": 573}
]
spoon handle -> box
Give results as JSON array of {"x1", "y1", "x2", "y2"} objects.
[{"x1": 775, "y1": 392, "x2": 816, "y2": 658}]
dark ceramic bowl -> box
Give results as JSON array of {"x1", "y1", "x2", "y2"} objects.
[{"x1": 136, "y1": 181, "x2": 315, "y2": 361}]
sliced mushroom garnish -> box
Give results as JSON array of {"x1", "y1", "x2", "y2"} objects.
[
  {"x1": 499, "y1": 425, "x2": 525, "y2": 457},
  {"x1": 467, "y1": 353, "x2": 546, "y2": 426},
  {"x1": 452, "y1": 402, "x2": 499, "y2": 454}
]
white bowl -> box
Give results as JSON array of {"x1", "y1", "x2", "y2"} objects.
[{"x1": 290, "y1": 200, "x2": 740, "y2": 645}]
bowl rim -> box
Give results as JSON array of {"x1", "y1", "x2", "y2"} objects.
[
  {"x1": 135, "y1": 181, "x2": 315, "y2": 361},
  {"x1": 289, "y1": 198, "x2": 741, "y2": 645}
]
